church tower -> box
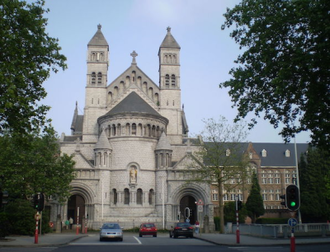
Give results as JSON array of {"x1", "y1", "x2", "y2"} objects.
[
  {"x1": 158, "y1": 27, "x2": 183, "y2": 144},
  {"x1": 83, "y1": 24, "x2": 109, "y2": 142}
]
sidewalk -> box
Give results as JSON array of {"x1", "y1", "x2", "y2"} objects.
[
  {"x1": 196, "y1": 233, "x2": 330, "y2": 246},
  {"x1": 1, "y1": 231, "x2": 330, "y2": 247},
  {"x1": 0, "y1": 232, "x2": 87, "y2": 248}
]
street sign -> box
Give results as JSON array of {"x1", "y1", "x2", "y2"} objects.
[
  {"x1": 197, "y1": 199, "x2": 204, "y2": 205},
  {"x1": 288, "y1": 218, "x2": 298, "y2": 227},
  {"x1": 198, "y1": 205, "x2": 203, "y2": 212}
]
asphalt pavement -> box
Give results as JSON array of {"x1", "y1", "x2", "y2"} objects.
[{"x1": 1, "y1": 231, "x2": 330, "y2": 248}]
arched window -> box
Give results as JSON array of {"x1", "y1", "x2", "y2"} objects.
[
  {"x1": 126, "y1": 123, "x2": 130, "y2": 135},
  {"x1": 171, "y1": 74, "x2": 176, "y2": 86},
  {"x1": 285, "y1": 149, "x2": 291, "y2": 157},
  {"x1": 112, "y1": 189, "x2": 117, "y2": 205},
  {"x1": 97, "y1": 72, "x2": 102, "y2": 84},
  {"x1": 137, "y1": 188, "x2": 143, "y2": 205},
  {"x1": 165, "y1": 74, "x2": 169, "y2": 86},
  {"x1": 132, "y1": 123, "x2": 137, "y2": 135},
  {"x1": 149, "y1": 189, "x2": 154, "y2": 205},
  {"x1": 91, "y1": 72, "x2": 96, "y2": 84},
  {"x1": 261, "y1": 149, "x2": 267, "y2": 157},
  {"x1": 124, "y1": 188, "x2": 130, "y2": 205}
]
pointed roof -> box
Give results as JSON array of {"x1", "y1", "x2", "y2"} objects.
[
  {"x1": 156, "y1": 132, "x2": 172, "y2": 150},
  {"x1": 106, "y1": 91, "x2": 161, "y2": 117},
  {"x1": 88, "y1": 24, "x2": 108, "y2": 46},
  {"x1": 95, "y1": 130, "x2": 112, "y2": 150},
  {"x1": 159, "y1": 27, "x2": 180, "y2": 49}
]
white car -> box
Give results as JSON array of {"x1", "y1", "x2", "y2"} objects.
[{"x1": 99, "y1": 222, "x2": 123, "y2": 241}]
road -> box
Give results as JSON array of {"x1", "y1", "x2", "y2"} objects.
[{"x1": 0, "y1": 233, "x2": 330, "y2": 252}]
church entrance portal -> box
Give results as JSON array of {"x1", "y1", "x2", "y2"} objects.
[
  {"x1": 180, "y1": 196, "x2": 197, "y2": 224},
  {"x1": 67, "y1": 195, "x2": 85, "y2": 226}
]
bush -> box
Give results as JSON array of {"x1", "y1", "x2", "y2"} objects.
[
  {"x1": 0, "y1": 212, "x2": 10, "y2": 237},
  {"x1": 6, "y1": 199, "x2": 35, "y2": 235},
  {"x1": 214, "y1": 217, "x2": 221, "y2": 231},
  {"x1": 256, "y1": 218, "x2": 288, "y2": 224}
]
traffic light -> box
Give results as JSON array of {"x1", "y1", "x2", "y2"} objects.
[
  {"x1": 237, "y1": 200, "x2": 242, "y2": 210},
  {"x1": 33, "y1": 193, "x2": 44, "y2": 212},
  {"x1": 286, "y1": 185, "x2": 300, "y2": 211},
  {"x1": 280, "y1": 194, "x2": 286, "y2": 207}
]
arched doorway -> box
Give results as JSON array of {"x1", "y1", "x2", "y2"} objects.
[
  {"x1": 67, "y1": 195, "x2": 85, "y2": 226},
  {"x1": 180, "y1": 195, "x2": 197, "y2": 224}
]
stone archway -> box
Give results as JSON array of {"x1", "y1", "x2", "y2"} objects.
[
  {"x1": 67, "y1": 195, "x2": 85, "y2": 227},
  {"x1": 180, "y1": 195, "x2": 197, "y2": 224}
]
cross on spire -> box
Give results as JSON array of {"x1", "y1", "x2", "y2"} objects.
[{"x1": 130, "y1": 50, "x2": 138, "y2": 64}]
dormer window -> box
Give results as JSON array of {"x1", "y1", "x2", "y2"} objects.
[
  {"x1": 285, "y1": 149, "x2": 290, "y2": 157},
  {"x1": 226, "y1": 149, "x2": 231, "y2": 157},
  {"x1": 261, "y1": 149, "x2": 267, "y2": 157}
]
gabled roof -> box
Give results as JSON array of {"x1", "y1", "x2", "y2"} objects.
[
  {"x1": 105, "y1": 91, "x2": 161, "y2": 117},
  {"x1": 251, "y1": 142, "x2": 309, "y2": 167},
  {"x1": 88, "y1": 24, "x2": 108, "y2": 46},
  {"x1": 159, "y1": 27, "x2": 180, "y2": 49}
]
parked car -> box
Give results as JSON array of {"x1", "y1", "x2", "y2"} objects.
[
  {"x1": 99, "y1": 222, "x2": 123, "y2": 241},
  {"x1": 169, "y1": 222, "x2": 194, "y2": 238},
  {"x1": 139, "y1": 222, "x2": 157, "y2": 237}
]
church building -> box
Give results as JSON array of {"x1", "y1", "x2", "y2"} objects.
[
  {"x1": 54, "y1": 25, "x2": 213, "y2": 230},
  {"x1": 51, "y1": 25, "x2": 309, "y2": 230}
]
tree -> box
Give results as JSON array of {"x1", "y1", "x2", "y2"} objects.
[
  {"x1": 245, "y1": 172, "x2": 264, "y2": 223},
  {"x1": 0, "y1": 127, "x2": 75, "y2": 203},
  {"x1": 190, "y1": 116, "x2": 250, "y2": 233},
  {"x1": 299, "y1": 148, "x2": 330, "y2": 222},
  {"x1": 220, "y1": 0, "x2": 330, "y2": 149},
  {"x1": 0, "y1": 0, "x2": 67, "y2": 135}
]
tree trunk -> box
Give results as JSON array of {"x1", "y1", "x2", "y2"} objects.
[{"x1": 218, "y1": 180, "x2": 225, "y2": 233}]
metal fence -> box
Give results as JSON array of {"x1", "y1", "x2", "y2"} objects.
[{"x1": 226, "y1": 223, "x2": 330, "y2": 238}]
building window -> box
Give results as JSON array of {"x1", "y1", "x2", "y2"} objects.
[
  {"x1": 285, "y1": 149, "x2": 291, "y2": 157},
  {"x1": 212, "y1": 193, "x2": 218, "y2": 201},
  {"x1": 112, "y1": 189, "x2": 117, "y2": 204},
  {"x1": 226, "y1": 149, "x2": 231, "y2": 157},
  {"x1": 149, "y1": 189, "x2": 154, "y2": 205},
  {"x1": 165, "y1": 74, "x2": 170, "y2": 86},
  {"x1": 171, "y1": 74, "x2": 176, "y2": 86},
  {"x1": 132, "y1": 123, "x2": 137, "y2": 135},
  {"x1": 261, "y1": 149, "x2": 267, "y2": 157},
  {"x1": 137, "y1": 188, "x2": 143, "y2": 205},
  {"x1": 124, "y1": 188, "x2": 130, "y2": 205},
  {"x1": 97, "y1": 72, "x2": 102, "y2": 84},
  {"x1": 91, "y1": 72, "x2": 96, "y2": 84}
]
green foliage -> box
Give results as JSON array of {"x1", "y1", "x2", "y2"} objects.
[
  {"x1": 299, "y1": 148, "x2": 330, "y2": 222},
  {"x1": 256, "y1": 218, "x2": 288, "y2": 224},
  {"x1": 0, "y1": 0, "x2": 67, "y2": 135},
  {"x1": 221, "y1": 0, "x2": 330, "y2": 149},
  {"x1": 245, "y1": 172, "x2": 265, "y2": 223},
  {"x1": 0, "y1": 129, "x2": 75, "y2": 202},
  {"x1": 0, "y1": 212, "x2": 10, "y2": 237},
  {"x1": 214, "y1": 216, "x2": 221, "y2": 231},
  {"x1": 224, "y1": 201, "x2": 247, "y2": 224},
  {"x1": 5, "y1": 199, "x2": 35, "y2": 235},
  {"x1": 189, "y1": 116, "x2": 250, "y2": 234}
]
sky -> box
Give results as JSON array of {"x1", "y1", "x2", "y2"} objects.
[{"x1": 40, "y1": 0, "x2": 311, "y2": 143}]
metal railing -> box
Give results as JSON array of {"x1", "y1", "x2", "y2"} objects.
[{"x1": 226, "y1": 223, "x2": 330, "y2": 238}]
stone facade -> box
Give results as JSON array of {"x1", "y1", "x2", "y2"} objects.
[
  {"x1": 49, "y1": 25, "x2": 309, "y2": 230},
  {"x1": 50, "y1": 25, "x2": 213, "y2": 231}
]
